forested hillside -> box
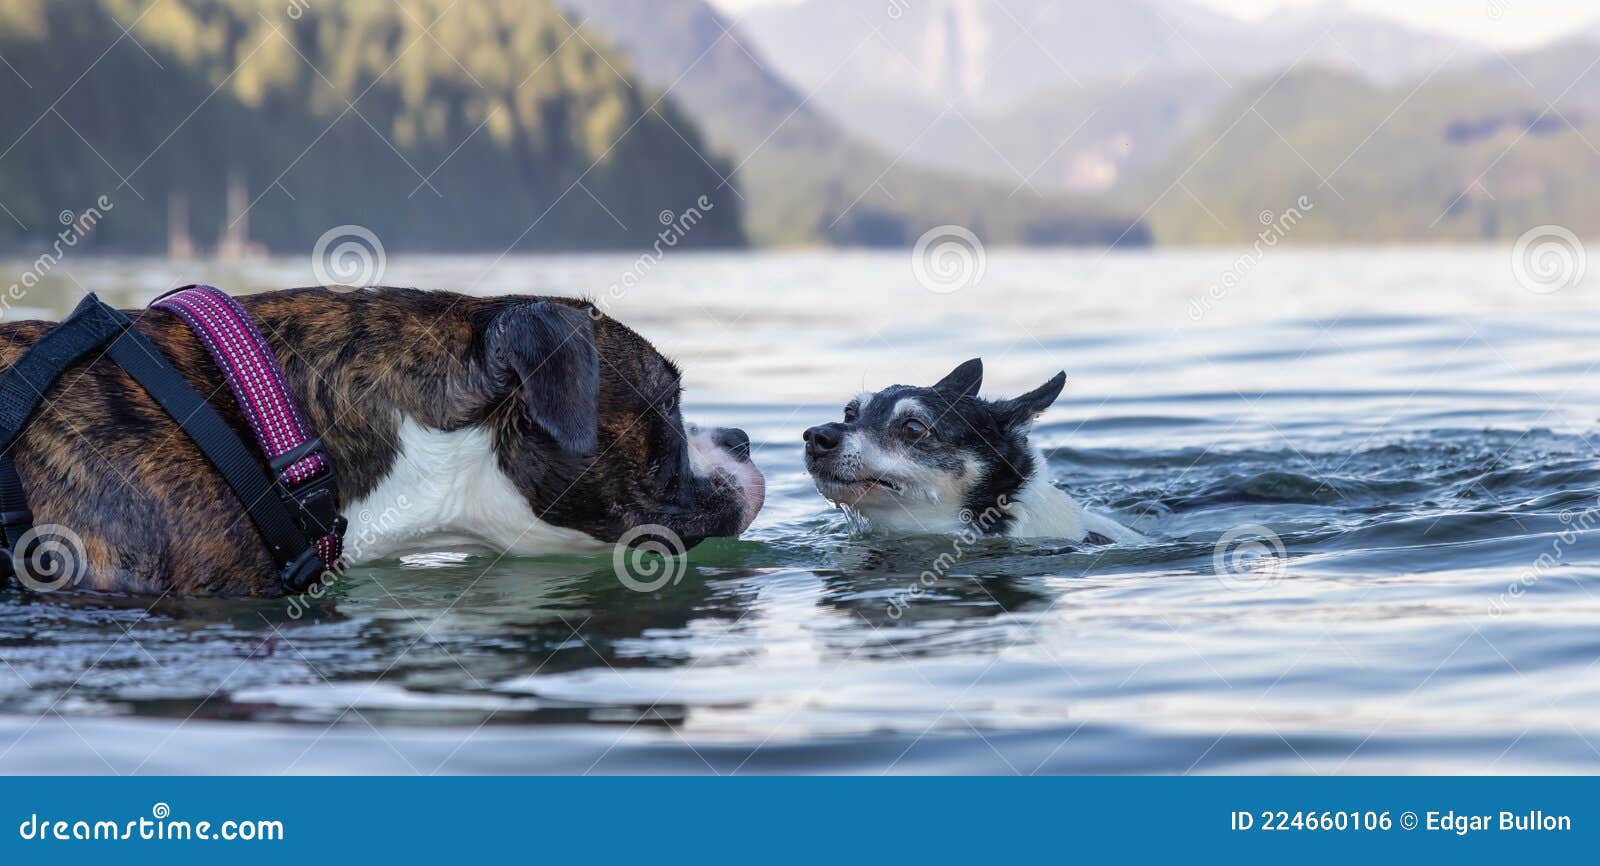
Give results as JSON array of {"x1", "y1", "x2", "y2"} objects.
[
  {"x1": 0, "y1": 0, "x2": 744, "y2": 253},
  {"x1": 1139, "y1": 65, "x2": 1600, "y2": 243}
]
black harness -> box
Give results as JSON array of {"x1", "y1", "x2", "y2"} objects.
[{"x1": 0, "y1": 293, "x2": 344, "y2": 592}]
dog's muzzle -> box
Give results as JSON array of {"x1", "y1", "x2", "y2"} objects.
[
  {"x1": 802, "y1": 422, "x2": 845, "y2": 461},
  {"x1": 688, "y1": 425, "x2": 765, "y2": 532}
]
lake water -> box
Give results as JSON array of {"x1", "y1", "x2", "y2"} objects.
[{"x1": 2, "y1": 245, "x2": 1599, "y2": 774}]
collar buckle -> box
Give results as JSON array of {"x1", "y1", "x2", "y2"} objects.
[{"x1": 280, "y1": 469, "x2": 342, "y2": 538}]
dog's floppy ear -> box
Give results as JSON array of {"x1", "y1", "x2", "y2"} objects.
[
  {"x1": 485, "y1": 301, "x2": 599, "y2": 453},
  {"x1": 932, "y1": 358, "x2": 983, "y2": 398},
  {"x1": 993, "y1": 372, "x2": 1066, "y2": 431}
]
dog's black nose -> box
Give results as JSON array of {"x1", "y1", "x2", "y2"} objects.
[
  {"x1": 803, "y1": 423, "x2": 843, "y2": 456},
  {"x1": 713, "y1": 427, "x2": 750, "y2": 461}
]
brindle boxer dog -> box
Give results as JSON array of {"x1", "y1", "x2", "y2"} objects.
[{"x1": 0, "y1": 288, "x2": 764, "y2": 596}]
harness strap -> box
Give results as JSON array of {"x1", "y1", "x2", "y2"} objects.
[
  {"x1": 152, "y1": 285, "x2": 344, "y2": 573},
  {"x1": 0, "y1": 292, "x2": 339, "y2": 592},
  {"x1": 0, "y1": 454, "x2": 30, "y2": 558},
  {"x1": 104, "y1": 316, "x2": 321, "y2": 583},
  {"x1": 0, "y1": 295, "x2": 128, "y2": 573},
  {"x1": 0, "y1": 293, "x2": 127, "y2": 454}
]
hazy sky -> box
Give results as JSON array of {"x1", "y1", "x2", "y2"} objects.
[{"x1": 706, "y1": 0, "x2": 1599, "y2": 50}]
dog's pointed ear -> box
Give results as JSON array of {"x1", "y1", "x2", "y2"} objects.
[
  {"x1": 484, "y1": 301, "x2": 599, "y2": 453},
  {"x1": 932, "y1": 358, "x2": 983, "y2": 398},
  {"x1": 994, "y1": 372, "x2": 1066, "y2": 431}
]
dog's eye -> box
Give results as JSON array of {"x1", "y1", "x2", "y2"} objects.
[
  {"x1": 843, "y1": 403, "x2": 858, "y2": 423},
  {"x1": 902, "y1": 418, "x2": 929, "y2": 440}
]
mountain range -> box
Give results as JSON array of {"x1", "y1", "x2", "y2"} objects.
[
  {"x1": 721, "y1": 0, "x2": 1600, "y2": 244},
  {"x1": 557, "y1": 0, "x2": 1146, "y2": 246},
  {"x1": 728, "y1": 0, "x2": 1484, "y2": 198},
  {"x1": 6, "y1": 0, "x2": 1600, "y2": 253},
  {"x1": 1140, "y1": 44, "x2": 1600, "y2": 243}
]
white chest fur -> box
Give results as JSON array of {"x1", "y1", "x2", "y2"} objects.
[
  {"x1": 1003, "y1": 475, "x2": 1090, "y2": 539},
  {"x1": 340, "y1": 416, "x2": 607, "y2": 563},
  {"x1": 1005, "y1": 448, "x2": 1145, "y2": 543}
]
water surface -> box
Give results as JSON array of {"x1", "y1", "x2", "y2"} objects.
[{"x1": 2, "y1": 246, "x2": 1599, "y2": 774}]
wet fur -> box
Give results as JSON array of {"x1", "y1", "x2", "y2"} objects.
[
  {"x1": 0, "y1": 287, "x2": 750, "y2": 596},
  {"x1": 804, "y1": 359, "x2": 1142, "y2": 542}
]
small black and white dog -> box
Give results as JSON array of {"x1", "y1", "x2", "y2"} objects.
[{"x1": 802, "y1": 359, "x2": 1142, "y2": 543}]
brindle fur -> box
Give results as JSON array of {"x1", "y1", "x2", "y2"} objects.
[{"x1": 0, "y1": 287, "x2": 737, "y2": 597}]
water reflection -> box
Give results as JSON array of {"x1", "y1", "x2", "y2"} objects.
[{"x1": 5, "y1": 250, "x2": 1600, "y2": 772}]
